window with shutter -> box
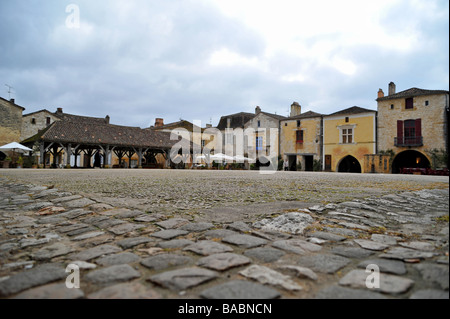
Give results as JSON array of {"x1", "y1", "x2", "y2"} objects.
[
  {"x1": 415, "y1": 119, "x2": 422, "y2": 137},
  {"x1": 296, "y1": 130, "x2": 304, "y2": 144},
  {"x1": 397, "y1": 120, "x2": 404, "y2": 140},
  {"x1": 396, "y1": 119, "x2": 423, "y2": 146},
  {"x1": 404, "y1": 120, "x2": 416, "y2": 140},
  {"x1": 256, "y1": 136, "x2": 263, "y2": 151},
  {"x1": 405, "y1": 98, "x2": 414, "y2": 109}
]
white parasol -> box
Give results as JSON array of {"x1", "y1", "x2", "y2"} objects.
[
  {"x1": 0, "y1": 142, "x2": 33, "y2": 154},
  {"x1": 0, "y1": 142, "x2": 33, "y2": 166}
]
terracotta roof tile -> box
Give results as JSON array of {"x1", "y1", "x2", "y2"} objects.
[
  {"x1": 327, "y1": 106, "x2": 376, "y2": 117},
  {"x1": 377, "y1": 88, "x2": 449, "y2": 101},
  {"x1": 38, "y1": 120, "x2": 177, "y2": 149}
]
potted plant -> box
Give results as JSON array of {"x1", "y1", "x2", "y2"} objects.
[
  {"x1": 17, "y1": 156, "x2": 24, "y2": 169},
  {"x1": 3, "y1": 157, "x2": 12, "y2": 168},
  {"x1": 31, "y1": 142, "x2": 40, "y2": 168}
]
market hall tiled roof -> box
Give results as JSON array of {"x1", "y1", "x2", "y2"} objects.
[{"x1": 22, "y1": 120, "x2": 179, "y2": 150}]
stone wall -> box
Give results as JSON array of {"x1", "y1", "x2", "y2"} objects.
[
  {"x1": 0, "y1": 98, "x2": 24, "y2": 146},
  {"x1": 364, "y1": 154, "x2": 391, "y2": 174},
  {"x1": 21, "y1": 111, "x2": 59, "y2": 141},
  {"x1": 244, "y1": 113, "x2": 281, "y2": 157},
  {"x1": 377, "y1": 93, "x2": 448, "y2": 157}
]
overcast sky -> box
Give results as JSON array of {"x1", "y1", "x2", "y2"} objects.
[{"x1": 1, "y1": 0, "x2": 448, "y2": 128}]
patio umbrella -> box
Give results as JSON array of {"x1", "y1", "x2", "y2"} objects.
[
  {"x1": 233, "y1": 155, "x2": 255, "y2": 162},
  {"x1": 209, "y1": 153, "x2": 235, "y2": 162},
  {"x1": 0, "y1": 142, "x2": 33, "y2": 154},
  {"x1": 0, "y1": 142, "x2": 33, "y2": 165}
]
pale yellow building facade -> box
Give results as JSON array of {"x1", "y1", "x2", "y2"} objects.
[
  {"x1": 280, "y1": 109, "x2": 323, "y2": 171},
  {"x1": 323, "y1": 107, "x2": 377, "y2": 173}
]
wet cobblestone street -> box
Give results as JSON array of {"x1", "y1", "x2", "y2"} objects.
[{"x1": 0, "y1": 169, "x2": 448, "y2": 299}]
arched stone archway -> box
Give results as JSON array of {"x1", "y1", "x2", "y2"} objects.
[
  {"x1": 338, "y1": 155, "x2": 362, "y2": 173},
  {"x1": 392, "y1": 150, "x2": 431, "y2": 174},
  {"x1": 256, "y1": 156, "x2": 271, "y2": 168}
]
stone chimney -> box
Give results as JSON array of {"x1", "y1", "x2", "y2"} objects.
[
  {"x1": 388, "y1": 82, "x2": 396, "y2": 96},
  {"x1": 378, "y1": 89, "x2": 385, "y2": 99},
  {"x1": 56, "y1": 107, "x2": 63, "y2": 115},
  {"x1": 255, "y1": 106, "x2": 261, "y2": 114},
  {"x1": 290, "y1": 102, "x2": 301, "y2": 117},
  {"x1": 105, "y1": 115, "x2": 110, "y2": 124},
  {"x1": 9, "y1": 98, "x2": 15, "y2": 104},
  {"x1": 205, "y1": 123, "x2": 212, "y2": 128},
  {"x1": 155, "y1": 118, "x2": 164, "y2": 127}
]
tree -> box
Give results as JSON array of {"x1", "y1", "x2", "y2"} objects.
[{"x1": 426, "y1": 149, "x2": 448, "y2": 169}]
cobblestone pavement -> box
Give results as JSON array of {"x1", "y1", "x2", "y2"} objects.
[{"x1": 0, "y1": 169, "x2": 448, "y2": 299}]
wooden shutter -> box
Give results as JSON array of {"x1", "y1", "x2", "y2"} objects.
[
  {"x1": 405, "y1": 98, "x2": 414, "y2": 109},
  {"x1": 296, "y1": 130, "x2": 303, "y2": 144},
  {"x1": 397, "y1": 120, "x2": 404, "y2": 139},
  {"x1": 415, "y1": 119, "x2": 422, "y2": 137}
]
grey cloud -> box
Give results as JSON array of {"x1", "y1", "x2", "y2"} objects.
[{"x1": 0, "y1": 0, "x2": 448, "y2": 128}]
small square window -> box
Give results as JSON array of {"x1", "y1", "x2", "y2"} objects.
[
  {"x1": 31, "y1": 118, "x2": 36, "y2": 124},
  {"x1": 425, "y1": 101, "x2": 429, "y2": 106},
  {"x1": 297, "y1": 120, "x2": 301, "y2": 127},
  {"x1": 390, "y1": 104, "x2": 394, "y2": 110},
  {"x1": 345, "y1": 117, "x2": 349, "y2": 123},
  {"x1": 405, "y1": 98, "x2": 414, "y2": 109}
]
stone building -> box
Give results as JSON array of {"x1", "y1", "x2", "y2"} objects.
[
  {"x1": 280, "y1": 102, "x2": 323, "y2": 171},
  {"x1": 148, "y1": 118, "x2": 213, "y2": 168},
  {"x1": 376, "y1": 82, "x2": 449, "y2": 173},
  {"x1": 323, "y1": 106, "x2": 377, "y2": 173},
  {"x1": 0, "y1": 97, "x2": 25, "y2": 148},
  {"x1": 215, "y1": 111, "x2": 256, "y2": 159},
  {"x1": 244, "y1": 106, "x2": 286, "y2": 167},
  {"x1": 21, "y1": 108, "x2": 110, "y2": 142}
]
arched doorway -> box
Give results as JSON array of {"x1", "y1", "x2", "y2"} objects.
[
  {"x1": 392, "y1": 150, "x2": 430, "y2": 174},
  {"x1": 256, "y1": 156, "x2": 271, "y2": 168},
  {"x1": 338, "y1": 155, "x2": 362, "y2": 173}
]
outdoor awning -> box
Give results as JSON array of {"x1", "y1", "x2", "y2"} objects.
[{"x1": 0, "y1": 142, "x2": 33, "y2": 154}]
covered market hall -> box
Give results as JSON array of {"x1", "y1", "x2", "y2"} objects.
[{"x1": 22, "y1": 119, "x2": 182, "y2": 169}]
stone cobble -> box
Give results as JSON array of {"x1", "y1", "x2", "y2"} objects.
[{"x1": 0, "y1": 171, "x2": 448, "y2": 299}]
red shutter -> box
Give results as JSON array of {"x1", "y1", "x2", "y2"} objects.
[
  {"x1": 397, "y1": 120, "x2": 404, "y2": 138},
  {"x1": 296, "y1": 130, "x2": 304, "y2": 144},
  {"x1": 415, "y1": 119, "x2": 422, "y2": 137}
]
